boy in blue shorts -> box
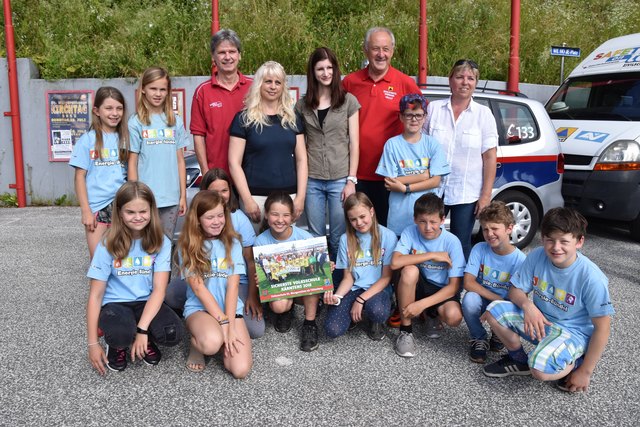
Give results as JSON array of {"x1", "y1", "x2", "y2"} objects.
[
  {"x1": 462, "y1": 201, "x2": 526, "y2": 363},
  {"x1": 375, "y1": 93, "x2": 450, "y2": 236},
  {"x1": 391, "y1": 193, "x2": 466, "y2": 358},
  {"x1": 482, "y1": 208, "x2": 614, "y2": 392}
]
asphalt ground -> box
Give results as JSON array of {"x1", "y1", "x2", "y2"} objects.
[{"x1": 0, "y1": 207, "x2": 638, "y2": 426}]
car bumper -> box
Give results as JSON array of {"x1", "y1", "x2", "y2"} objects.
[{"x1": 562, "y1": 169, "x2": 640, "y2": 221}]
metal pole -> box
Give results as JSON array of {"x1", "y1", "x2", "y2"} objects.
[
  {"x1": 506, "y1": 0, "x2": 521, "y2": 93},
  {"x1": 418, "y1": 0, "x2": 428, "y2": 85},
  {"x1": 559, "y1": 42, "x2": 567, "y2": 84},
  {"x1": 211, "y1": 0, "x2": 219, "y2": 35},
  {"x1": 3, "y1": 0, "x2": 27, "y2": 207}
]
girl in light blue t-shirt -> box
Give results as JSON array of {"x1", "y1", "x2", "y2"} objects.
[
  {"x1": 128, "y1": 66, "x2": 188, "y2": 239},
  {"x1": 69, "y1": 86, "x2": 129, "y2": 259},
  {"x1": 86, "y1": 181, "x2": 184, "y2": 375},
  {"x1": 324, "y1": 192, "x2": 398, "y2": 340},
  {"x1": 178, "y1": 190, "x2": 252, "y2": 378}
]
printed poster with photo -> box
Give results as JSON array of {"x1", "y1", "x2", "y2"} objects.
[
  {"x1": 46, "y1": 90, "x2": 93, "y2": 161},
  {"x1": 253, "y1": 236, "x2": 333, "y2": 302}
]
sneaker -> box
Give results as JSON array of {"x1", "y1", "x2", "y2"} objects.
[
  {"x1": 483, "y1": 355, "x2": 531, "y2": 377},
  {"x1": 489, "y1": 333, "x2": 505, "y2": 352},
  {"x1": 106, "y1": 345, "x2": 127, "y2": 372},
  {"x1": 556, "y1": 374, "x2": 572, "y2": 392},
  {"x1": 367, "y1": 321, "x2": 386, "y2": 341},
  {"x1": 469, "y1": 339, "x2": 489, "y2": 363},
  {"x1": 394, "y1": 331, "x2": 416, "y2": 358},
  {"x1": 425, "y1": 317, "x2": 442, "y2": 339},
  {"x1": 348, "y1": 321, "x2": 358, "y2": 331},
  {"x1": 387, "y1": 309, "x2": 401, "y2": 328},
  {"x1": 142, "y1": 341, "x2": 162, "y2": 366},
  {"x1": 300, "y1": 323, "x2": 319, "y2": 352},
  {"x1": 274, "y1": 306, "x2": 294, "y2": 333}
]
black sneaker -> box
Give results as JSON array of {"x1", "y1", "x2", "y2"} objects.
[
  {"x1": 274, "y1": 306, "x2": 294, "y2": 333},
  {"x1": 106, "y1": 345, "x2": 127, "y2": 372},
  {"x1": 469, "y1": 339, "x2": 489, "y2": 363},
  {"x1": 489, "y1": 333, "x2": 505, "y2": 352},
  {"x1": 300, "y1": 323, "x2": 319, "y2": 352},
  {"x1": 367, "y1": 321, "x2": 386, "y2": 341},
  {"x1": 556, "y1": 374, "x2": 572, "y2": 392},
  {"x1": 142, "y1": 341, "x2": 162, "y2": 366},
  {"x1": 348, "y1": 321, "x2": 358, "y2": 331},
  {"x1": 483, "y1": 355, "x2": 531, "y2": 377}
]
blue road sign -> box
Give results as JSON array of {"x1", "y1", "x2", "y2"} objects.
[{"x1": 551, "y1": 46, "x2": 581, "y2": 57}]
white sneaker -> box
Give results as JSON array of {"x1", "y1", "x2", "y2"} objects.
[{"x1": 395, "y1": 331, "x2": 416, "y2": 358}]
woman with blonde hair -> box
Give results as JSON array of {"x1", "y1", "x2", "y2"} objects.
[{"x1": 228, "y1": 61, "x2": 308, "y2": 230}]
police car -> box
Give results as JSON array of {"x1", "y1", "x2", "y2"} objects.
[
  {"x1": 423, "y1": 86, "x2": 565, "y2": 248},
  {"x1": 546, "y1": 33, "x2": 640, "y2": 241}
]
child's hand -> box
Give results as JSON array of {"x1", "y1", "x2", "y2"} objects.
[
  {"x1": 244, "y1": 295, "x2": 263, "y2": 321},
  {"x1": 130, "y1": 333, "x2": 149, "y2": 362},
  {"x1": 88, "y1": 344, "x2": 108, "y2": 376},
  {"x1": 431, "y1": 252, "x2": 452, "y2": 268},
  {"x1": 522, "y1": 301, "x2": 552, "y2": 340},
  {"x1": 293, "y1": 196, "x2": 305, "y2": 220},
  {"x1": 402, "y1": 302, "x2": 422, "y2": 320},
  {"x1": 384, "y1": 177, "x2": 404, "y2": 193},
  {"x1": 82, "y1": 209, "x2": 97, "y2": 233},
  {"x1": 562, "y1": 368, "x2": 591, "y2": 392},
  {"x1": 222, "y1": 323, "x2": 244, "y2": 358},
  {"x1": 323, "y1": 290, "x2": 340, "y2": 305},
  {"x1": 351, "y1": 299, "x2": 364, "y2": 322}
]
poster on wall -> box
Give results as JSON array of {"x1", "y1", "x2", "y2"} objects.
[
  {"x1": 46, "y1": 90, "x2": 93, "y2": 162},
  {"x1": 171, "y1": 89, "x2": 186, "y2": 127}
]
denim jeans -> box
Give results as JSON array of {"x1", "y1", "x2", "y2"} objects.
[
  {"x1": 305, "y1": 178, "x2": 347, "y2": 256},
  {"x1": 324, "y1": 287, "x2": 392, "y2": 338},
  {"x1": 461, "y1": 291, "x2": 490, "y2": 340},
  {"x1": 99, "y1": 301, "x2": 184, "y2": 348},
  {"x1": 446, "y1": 201, "x2": 477, "y2": 261}
]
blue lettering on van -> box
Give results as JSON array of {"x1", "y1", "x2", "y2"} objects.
[{"x1": 574, "y1": 131, "x2": 609, "y2": 143}]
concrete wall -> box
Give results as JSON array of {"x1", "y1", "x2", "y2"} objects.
[{"x1": 0, "y1": 58, "x2": 558, "y2": 204}]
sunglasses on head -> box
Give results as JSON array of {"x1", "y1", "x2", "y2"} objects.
[{"x1": 454, "y1": 59, "x2": 479, "y2": 70}]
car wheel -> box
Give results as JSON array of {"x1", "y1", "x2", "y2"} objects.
[
  {"x1": 630, "y1": 212, "x2": 640, "y2": 242},
  {"x1": 494, "y1": 191, "x2": 540, "y2": 249}
]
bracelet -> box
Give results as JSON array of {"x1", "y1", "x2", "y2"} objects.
[
  {"x1": 405, "y1": 184, "x2": 411, "y2": 194},
  {"x1": 219, "y1": 319, "x2": 230, "y2": 326},
  {"x1": 136, "y1": 327, "x2": 149, "y2": 335},
  {"x1": 356, "y1": 296, "x2": 366, "y2": 305},
  {"x1": 333, "y1": 294, "x2": 343, "y2": 306},
  {"x1": 88, "y1": 342, "x2": 100, "y2": 346}
]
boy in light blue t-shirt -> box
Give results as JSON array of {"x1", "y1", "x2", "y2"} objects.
[
  {"x1": 482, "y1": 208, "x2": 614, "y2": 393},
  {"x1": 462, "y1": 201, "x2": 526, "y2": 364},
  {"x1": 376, "y1": 93, "x2": 450, "y2": 236},
  {"x1": 391, "y1": 193, "x2": 466, "y2": 358}
]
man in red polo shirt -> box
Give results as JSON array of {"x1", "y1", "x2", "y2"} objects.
[
  {"x1": 343, "y1": 27, "x2": 420, "y2": 226},
  {"x1": 191, "y1": 29, "x2": 251, "y2": 176}
]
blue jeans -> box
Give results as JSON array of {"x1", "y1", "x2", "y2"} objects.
[
  {"x1": 324, "y1": 288, "x2": 392, "y2": 338},
  {"x1": 461, "y1": 292, "x2": 490, "y2": 340},
  {"x1": 446, "y1": 201, "x2": 477, "y2": 261},
  {"x1": 305, "y1": 178, "x2": 347, "y2": 256}
]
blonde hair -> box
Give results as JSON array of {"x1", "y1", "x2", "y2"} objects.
[
  {"x1": 178, "y1": 190, "x2": 239, "y2": 278},
  {"x1": 104, "y1": 181, "x2": 164, "y2": 260},
  {"x1": 241, "y1": 61, "x2": 297, "y2": 132},
  {"x1": 343, "y1": 192, "x2": 381, "y2": 272},
  {"x1": 135, "y1": 66, "x2": 176, "y2": 127},
  {"x1": 91, "y1": 86, "x2": 130, "y2": 163}
]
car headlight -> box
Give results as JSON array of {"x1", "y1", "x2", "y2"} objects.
[{"x1": 595, "y1": 140, "x2": 640, "y2": 170}]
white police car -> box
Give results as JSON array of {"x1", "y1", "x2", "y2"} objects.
[{"x1": 423, "y1": 87, "x2": 565, "y2": 248}]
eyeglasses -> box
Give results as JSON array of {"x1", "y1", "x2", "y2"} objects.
[
  {"x1": 402, "y1": 113, "x2": 425, "y2": 121},
  {"x1": 453, "y1": 59, "x2": 479, "y2": 70}
]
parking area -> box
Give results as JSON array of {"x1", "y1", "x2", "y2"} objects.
[{"x1": 0, "y1": 206, "x2": 638, "y2": 426}]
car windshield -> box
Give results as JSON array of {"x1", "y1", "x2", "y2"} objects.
[{"x1": 546, "y1": 72, "x2": 640, "y2": 121}]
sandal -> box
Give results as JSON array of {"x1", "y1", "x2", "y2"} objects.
[{"x1": 186, "y1": 346, "x2": 206, "y2": 373}]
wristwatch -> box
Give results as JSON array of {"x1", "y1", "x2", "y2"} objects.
[
  {"x1": 405, "y1": 184, "x2": 411, "y2": 194},
  {"x1": 347, "y1": 176, "x2": 358, "y2": 185}
]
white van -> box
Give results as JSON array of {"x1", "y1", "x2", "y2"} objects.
[{"x1": 546, "y1": 33, "x2": 640, "y2": 240}]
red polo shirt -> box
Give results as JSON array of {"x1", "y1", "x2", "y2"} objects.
[
  {"x1": 343, "y1": 66, "x2": 420, "y2": 181},
  {"x1": 190, "y1": 72, "x2": 252, "y2": 174}
]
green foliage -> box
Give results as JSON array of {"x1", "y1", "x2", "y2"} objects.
[
  {"x1": 1, "y1": 0, "x2": 640, "y2": 84},
  {"x1": 54, "y1": 194, "x2": 73, "y2": 206},
  {"x1": 0, "y1": 192, "x2": 18, "y2": 207}
]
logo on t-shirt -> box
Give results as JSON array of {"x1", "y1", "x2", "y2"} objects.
[
  {"x1": 142, "y1": 128, "x2": 176, "y2": 145},
  {"x1": 398, "y1": 157, "x2": 430, "y2": 174},
  {"x1": 532, "y1": 275, "x2": 575, "y2": 310}
]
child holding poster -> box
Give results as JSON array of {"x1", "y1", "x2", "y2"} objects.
[
  {"x1": 179, "y1": 190, "x2": 252, "y2": 377},
  {"x1": 324, "y1": 192, "x2": 398, "y2": 341},
  {"x1": 128, "y1": 66, "x2": 188, "y2": 238},
  {"x1": 69, "y1": 86, "x2": 129, "y2": 259},
  {"x1": 254, "y1": 192, "x2": 320, "y2": 352}
]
